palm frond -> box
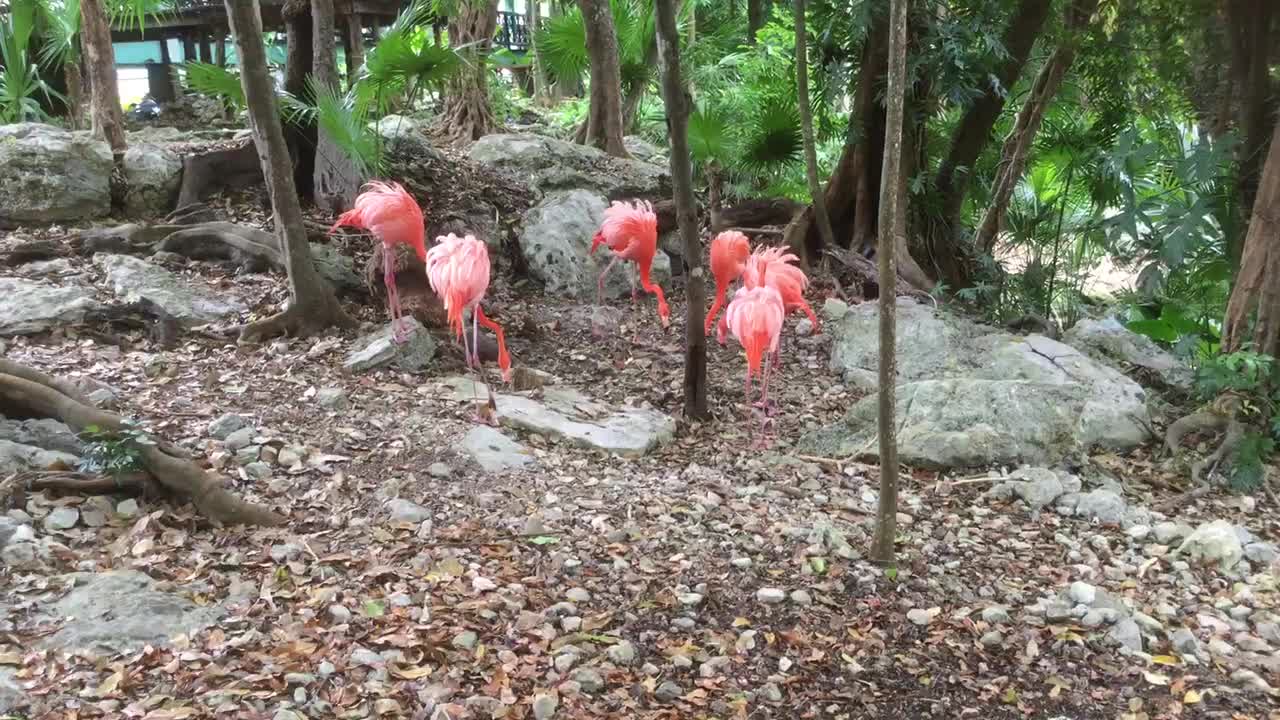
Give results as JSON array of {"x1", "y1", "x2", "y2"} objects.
[
  {"x1": 37, "y1": 0, "x2": 81, "y2": 68},
  {"x1": 183, "y1": 61, "x2": 245, "y2": 112},
  {"x1": 688, "y1": 105, "x2": 730, "y2": 166},
  {"x1": 106, "y1": 0, "x2": 171, "y2": 33},
  {"x1": 308, "y1": 75, "x2": 380, "y2": 176},
  {"x1": 534, "y1": 5, "x2": 588, "y2": 86},
  {"x1": 735, "y1": 97, "x2": 803, "y2": 174}
]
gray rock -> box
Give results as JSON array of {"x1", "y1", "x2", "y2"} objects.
[
  {"x1": 343, "y1": 317, "x2": 436, "y2": 372},
  {"x1": 1068, "y1": 581, "x2": 1097, "y2": 606},
  {"x1": 116, "y1": 498, "x2": 141, "y2": 518},
  {"x1": 981, "y1": 606, "x2": 1010, "y2": 624},
  {"x1": 760, "y1": 682, "x2": 784, "y2": 703},
  {"x1": 906, "y1": 609, "x2": 933, "y2": 626},
  {"x1": 1075, "y1": 490, "x2": 1127, "y2": 525},
  {"x1": 699, "y1": 655, "x2": 731, "y2": 678},
  {"x1": 0, "y1": 418, "x2": 83, "y2": 455},
  {"x1": 519, "y1": 190, "x2": 672, "y2": 301},
  {"x1": 469, "y1": 133, "x2": 669, "y2": 199},
  {"x1": 623, "y1": 135, "x2": 666, "y2": 164},
  {"x1": 244, "y1": 461, "x2": 271, "y2": 481},
  {"x1": 0, "y1": 123, "x2": 112, "y2": 225},
  {"x1": 1, "y1": 541, "x2": 39, "y2": 569},
  {"x1": 428, "y1": 462, "x2": 452, "y2": 478},
  {"x1": 1063, "y1": 316, "x2": 1193, "y2": 390},
  {"x1": 452, "y1": 630, "x2": 478, "y2": 650},
  {"x1": 1108, "y1": 618, "x2": 1143, "y2": 652},
  {"x1": 94, "y1": 254, "x2": 247, "y2": 326},
  {"x1": 655, "y1": 681, "x2": 683, "y2": 702},
  {"x1": 0, "y1": 439, "x2": 80, "y2": 475},
  {"x1": 986, "y1": 467, "x2": 1067, "y2": 513},
  {"x1": 371, "y1": 115, "x2": 444, "y2": 160},
  {"x1": 224, "y1": 427, "x2": 255, "y2": 451},
  {"x1": 980, "y1": 630, "x2": 1004, "y2": 647},
  {"x1": 387, "y1": 499, "x2": 431, "y2": 524},
  {"x1": 1169, "y1": 628, "x2": 1199, "y2": 656},
  {"x1": 39, "y1": 570, "x2": 229, "y2": 654},
  {"x1": 803, "y1": 299, "x2": 1149, "y2": 469},
  {"x1": 572, "y1": 667, "x2": 604, "y2": 694},
  {"x1": 349, "y1": 647, "x2": 383, "y2": 666},
  {"x1": 0, "y1": 278, "x2": 102, "y2": 337},
  {"x1": 124, "y1": 143, "x2": 182, "y2": 216},
  {"x1": 822, "y1": 298, "x2": 849, "y2": 321},
  {"x1": 208, "y1": 414, "x2": 247, "y2": 440},
  {"x1": 757, "y1": 587, "x2": 786, "y2": 604},
  {"x1": 790, "y1": 589, "x2": 813, "y2": 606},
  {"x1": 1176, "y1": 519, "x2": 1244, "y2": 570},
  {"x1": 532, "y1": 693, "x2": 558, "y2": 720},
  {"x1": 308, "y1": 243, "x2": 364, "y2": 296},
  {"x1": 315, "y1": 387, "x2": 348, "y2": 410},
  {"x1": 492, "y1": 384, "x2": 674, "y2": 457},
  {"x1": 0, "y1": 668, "x2": 26, "y2": 715},
  {"x1": 460, "y1": 426, "x2": 534, "y2": 473},
  {"x1": 43, "y1": 507, "x2": 79, "y2": 531},
  {"x1": 1230, "y1": 669, "x2": 1273, "y2": 693},
  {"x1": 1153, "y1": 521, "x2": 1192, "y2": 544},
  {"x1": 1244, "y1": 542, "x2": 1278, "y2": 565},
  {"x1": 607, "y1": 640, "x2": 636, "y2": 665},
  {"x1": 328, "y1": 604, "x2": 352, "y2": 624},
  {"x1": 566, "y1": 587, "x2": 591, "y2": 603}
]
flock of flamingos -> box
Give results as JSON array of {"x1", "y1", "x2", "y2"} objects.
[{"x1": 330, "y1": 180, "x2": 820, "y2": 444}]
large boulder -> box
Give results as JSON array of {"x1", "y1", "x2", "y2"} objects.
[
  {"x1": 520, "y1": 190, "x2": 671, "y2": 301},
  {"x1": 1063, "y1": 315, "x2": 1193, "y2": 389},
  {"x1": 801, "y1": 298, "x2": 1151, "y2": 469},
  {"x1": 0, "y1": 123, "x2": 112, "y2": 226},
  {"x1": 93, "y1": 254, "x2": 247, "y2": 326},
  {"x1": 0, "y1": 278, "x2": 102, "y2": 337},
  {"x1": 0, "y1": 439, "x2": 80, "y2": 475},
  {"x1": 469, "y1": 133, "x2": 670, "y2": 200},
  {"x1": 124, "y1": 143, "x2": 183, "y2": 216},
  {"x1": 372, "y1": 115, "x2": 443, "y2": 161}
]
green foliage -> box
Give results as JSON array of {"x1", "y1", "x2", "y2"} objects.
[
  {"x1": 183, "y1": 61, "x2": 245, "y2": 113},
  {"x1": 1191, "y1": 350, "x2": 1280, "y2": 494},
  {"x1": 0, "y1": 0, "x2": 62, "y2": 123},
  {"x1": 36, "y1": 0, "x2": 80, "y2": 70},
  {"x1": 77, "y1": 420, "x2": 155, "y2": 478},
  {"x1": 1193, "y1": 351, "x2": 1275, "y2": 404},
  {"x1": 1227, "y1": 432, "x2": 1271, "y2": 494}
]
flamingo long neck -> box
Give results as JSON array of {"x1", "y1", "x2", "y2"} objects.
[
  {"x1": 475, "y1": 306, "x2": 511, "y2": 378},
  {"x1": 704, "y1": 283, "x2": 728, "y2": 334},
  {"x1": 636, "y1": 259, "x2": 670, "y2": 322}
]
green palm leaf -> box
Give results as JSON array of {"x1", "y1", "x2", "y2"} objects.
[
  {"x1": 736, "y1": 98, "x2": 803, "y2": 173},
  {"x1": 308, "y1": 75, "x2": 380, "y2": 176},
  {"x1": 37, "y1": 0, "x2": 81, "y2": 68},
  {"x1": 183, "y1": 61, "x2": 244, "y2": 112},
  {"x1": 688, "y1": 105, "x2": 729, "y2": 166},
  {"x1": 534, "y1": 6, "x2": 588, "y2": 86}
]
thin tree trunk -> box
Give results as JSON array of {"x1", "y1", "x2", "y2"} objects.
[
  {"x1": 974, "y1": 0, "x2": 1099, "y2": 255},
  {"x1": 578, "y1": 0, "x2": 629, "y2": 156},
  {"x1": 215, "y1": 31, "x2": 227, "y2": 67},
  {"x1": 442, "y1": 0, "x2": 500, "y2": 143},
  {"x1": 81, "y1": 0, "x2": 127, "y2": 210},
  {"x1": 182, "y1": 33, "x2": 196, "y2": 63},
  {"x1": 655, "y1": 0, "x2": 708, "y2": 420},
  {"x1": 199, "y1": 33, "x2": 213, "y2": 63},
  {"x1": 795, "y1": 0, "x2": 834, "y2": 264},
  {"x1": 870, "y1": 0, "x2": 907, "y2": 567},
  {"x1": 747, "y1": 0, "x2": 766, "y2": 44},
  {"x1": 313, "y1": 0, "x2": 361, "y2": 214},
  {"x1": 224, "y1": 0, "x2": 356, "y2": 342},
  {"x1": 707, "y1": 161, "x2": 724, "y2": 232},
  {"x1": 64, "y1": 60, "x2": 84, "y2": 130},
  {"x1": 345, "y1": 14, "x2": 366, "y2": 86},
  {"x1": 527, "y1": 0, "x2": 549, "y2": 103},
  {"x1": 1222, "y1": 120, "x2": 1280, "y2": 357},
  {"x1": 283, "y1": 0, "x2": 316, "y2": 197},
  {"x1": 1225, "y1": 0, "x2": 1276, "y2": 269},
  {"x1": 928, "y1": 0, "x2": 1053, "y2": 288}
]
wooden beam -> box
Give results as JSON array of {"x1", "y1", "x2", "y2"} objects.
[{"x1": 345, "y1": 14, "x2": 365, "y2": 86}]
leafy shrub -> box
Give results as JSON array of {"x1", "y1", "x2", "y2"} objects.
[{"x1": 77, "y1": 420, "x2": 154, "y2": 478}]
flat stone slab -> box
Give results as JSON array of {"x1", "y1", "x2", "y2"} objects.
[
  {"x1": 93, "y1": 253, "x2": 247, "y2": 326},
  {"x1": 460, "y1": 426, "x2": 535, "y2": 473},
  {"x1": 39, "y1": 570, "x2": 233, "y2": 655},
  {"x1": 433, "y1": 376, "x2": 674, "y2": 457},
  {"x1": 344, "y1": 318, "x2": 436, "y2": 372},
  {"x1": 0, "y1": 278, "x2": 102, "y2": 336}
]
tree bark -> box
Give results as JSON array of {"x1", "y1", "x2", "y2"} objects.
[
  {"x1": 345, "y1": 13, "x2": 365, "y2": 87},
  {"x1": 655, "y1": 0, "x2": 708, "y2": 420},
  {"x1": 284, "y1": 0, "x2": 316, "y2": 198},
  {"x1": 313, "y1": 0, "x2": 361, "y2": 214},
  {"x1": 578, "y1": 0, "x2": 629, "y2": 156},
  {"x1": 527, "y1": 0, "x2": 549, "y2": 103},
  {"x1": 64, "y1": 60, "x2": 84, "y2": 130},
  {"x1": 81, "y1": 0, "x2": 127, "y2": 210},
  {"x1": 225, "y1": 0, "x2": 356, "y2": 342},
  {"x1": 1225, "y1": 0, "x2": 1277, "y2": 268},
  {"x1": 1222, "y1": 120, "x2": 1280, "y2": 357},
  {"x1": 973, "y1": 0, "x2": 1099, "y2": 255},
  {"x1": 870, "y1": 0, "x2": 907, "y2": 567},
  {"x1": 441, "y1": 0, "x2": 500, "y2": 144},
  {"x1": 795, "y1": 0, "x2": 834, "y2": 264},
  {"x1": 927, "y1": 0, "x2": 1053, "y2": 288},
  {"x1": 747, "y1": 0, "x2": 766, "y2": 44}
]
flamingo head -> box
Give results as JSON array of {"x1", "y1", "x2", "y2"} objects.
[
  {"x1": 498, "y1": 345, "x2": 512, "y2": 383},
  {"x1": 658, "y1": 301, "x2": 671, "y2": 329}
]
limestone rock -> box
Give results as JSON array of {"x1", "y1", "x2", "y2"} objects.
[
  {"x1": 1176, "y1": 520, "x2": 1244, "y2": 570},
  {"x1": 0, "y1": 123, "x2": 112, "y2": 225},
  {"x1": 0, "y1": 278, "x2": 102, "y2": 337},
  {"x1": 94, "y1": 254, "x2": 247, "y2": 326},
  {"x1": 460, "y1": 426, "x2": 534, "y2": 473},
  {"x1": 343, "y1": 318, "x2": 436, "y2": 372},
  {"x1": 1063, "y1": 316, "x2": 1193, "y2": 389},
  {"x1": 124, "y1": 143, "x2": 182, "y2": 216},
  {"x1": 469, "y1": 133, "x2": 669, "y2": 199},
  {"x1": 494, "y1": 386, "x2": 674, "y2": 457}
]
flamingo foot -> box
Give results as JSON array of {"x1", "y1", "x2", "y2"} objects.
[{"x1": 752, "y1": 398, "x2": 781, "y2": 416}]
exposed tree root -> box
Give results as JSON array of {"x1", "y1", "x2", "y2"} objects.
[
  {"x1": 1191, "y1": 417, "x2": 1246, "y2": 485},
  {"x1": 2, "y1": 239, "x2": 67, "y2": 266},
  {"x1": 1, "y1": 470, "x2": 159, "y2": 512},
  {"x1": 0, "y1": 363, "x2": 282, "y2": 526},
  {"x1": 238, "y1": 299, "x2": 356, "y2": 344}
]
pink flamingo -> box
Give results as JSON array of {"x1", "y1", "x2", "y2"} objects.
[
  {"x1": 590, "y1": 200, "x2": 670, "y2": 335},
  {"x1": 426, "y1": 233, "x2": 512, "y2": 424},
  {"x1": 705, "y1": 230, "x2": 752, "y2": 336},
  {"x1": 724, "y1": 282, "x2": 786, "y2": 447},
  {"x1": 330, "y1": 181, "x2": 425, "y2": 343},
  {"x1": 717, "y1": 246, "x2": 820, "y2": 350}
]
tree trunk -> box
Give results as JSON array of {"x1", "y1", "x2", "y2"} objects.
[
  {"x1": 578, "y1": 0, "x2": 629, "y2": 156},
  {"x1": 795, "y1": 0, "x2": 834, "y2": 264},
  {"x1": 870, "y1": 0, "x2": 907, "y2": 567},
  {"x1": 345, "y1": 14, "x2": 365, "y2": 87},
  {"x1": 313, "y1": 0, "x2": 361, "y2": 214},
  {"x1": 974, "y1": 0, "x2": 1099, "y2": 255},
  {"x1": 927, "y1": 0, "x2": 1053, "y2": 288},
  {"x1": 655, "y1": 0, "x2": 708, "y2": 420},
  {"x1": 64, "y1": 60, "x2": 84, "y2": 130},
  {"x1": 81, "y1": 0, "x2": 127, "y2": 210},
  {"x1": 441, "y1": 0, "x2": 500, "y2": 144},
  {"x1": 747, "y1": 0, "x2": 766, "y2": 44},
  {"x1": 198, "y1": 33, "x2": 213, "y2": 63},
  {"x1": 527, "y1": 0, "x2": 549, "y2": 103},
  {"x1": 1225, "y1": 0, "x2": 1277, "y2": 268},
  {"x1": 182, "y1": 33, "x2": 197, "y2": 63},
  {"x1": 224, "y1": 0, "x2": 356, "y2": 342},
  {"x1": 284, "y1": 0, "x2": 317, "y2": 198},
  {"x1": 215, "y1": 31, "x2": 227, "y2": 67},
  {"x1": 1222, "y1": 121, "x2": 1280, "y2": 357}
]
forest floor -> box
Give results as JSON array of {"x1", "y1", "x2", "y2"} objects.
[{"x1": 2, "y1": 170, "x2": 1280, "y2": 720}]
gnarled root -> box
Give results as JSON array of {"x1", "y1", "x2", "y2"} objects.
[
  {"x1": 0, "y1": 362, "x2": 283, "y2": 526},
  {"x1": 1164, "y1": 410, "x2": 1228, "y2": 457},
  {"x1": 238, "y1": 299, "x2": 356, "y2": 344}
]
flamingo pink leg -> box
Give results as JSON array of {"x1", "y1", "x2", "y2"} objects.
[
  {"x1": 384, "y1": 245, "x2": 407, "y2": 344},
  {"x1": 464, "y1": 308, "x2": 499, "y2": 426},
  {"x1": 593, "y1": 256, "x2": 624, "y2": 337},
  {"x1": 753, "y1": 355, "x2": 776, "y2": 446}
]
